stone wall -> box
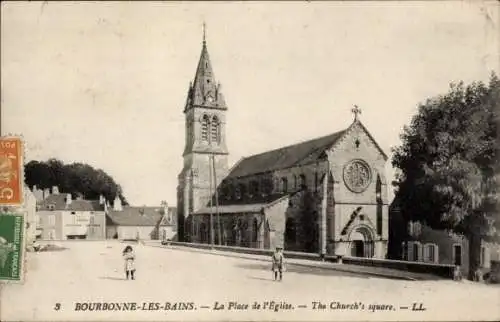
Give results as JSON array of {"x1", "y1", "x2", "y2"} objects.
[
  {"x1": 325, "y1": 122, "x2": 389, "y2": 258},
  {"x1": 326, "y1": 122, "x2": 388, "y2": 205},
  {"x1": 191, "y1": 212, "x2": 266, "y2": 248},
  {"x1": 265, "y1": 196, "x2": 289, "y2": 250},
  {"x1": 117, "y1": 226, "x2": 157, "y2": 240},
  {"x1": 177, "y1": 152, "x2": 229, "y2": 242},
  {"x1": 180, "y1": 121, "x2": 389, "y2": 258}
]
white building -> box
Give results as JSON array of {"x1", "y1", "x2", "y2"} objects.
[{"x1": 106, "y1": 196, "x2": 177, "y2": 241}]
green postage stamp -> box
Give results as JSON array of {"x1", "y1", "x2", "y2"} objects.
[{"x1": 0, "y1": 213, "x2": 25, "y2": 282}]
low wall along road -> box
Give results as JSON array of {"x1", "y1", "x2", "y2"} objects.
[{"x1": 156, "y1": 241, "x2": 456, "y2": 280}]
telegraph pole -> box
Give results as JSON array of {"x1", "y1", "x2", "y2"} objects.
[
  {"x1": 208, "y1": 156, "x2": 214, "y2": 247},
  {"x1": 212, "y1": 154, "x2": 221, "y2": 245}
]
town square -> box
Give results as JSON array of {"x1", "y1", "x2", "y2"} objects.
[
  {"x1": 1, "y1": 240, "x2": 499, "y2": 321},
  {"x1": 1, "y1": 1, "x2": 499, "y2": 322}
]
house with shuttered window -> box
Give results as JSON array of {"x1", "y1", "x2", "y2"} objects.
[
  {"x1": 35, "y1": 186, "x2": 106, "y2": 240},
  {"x1": 388, "y1": 194, "x2": 500, "y2": 276}
]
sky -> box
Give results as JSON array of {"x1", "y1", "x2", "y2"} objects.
[{"x1": 1, "y1": 1, "x2": 499, "y2": 207}]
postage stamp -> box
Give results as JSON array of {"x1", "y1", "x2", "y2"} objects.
[
  {"x1": 0, "y1": 136, "x2": 24, "y2": 206},
  {"x1": 0, "y1": 213, "x2": 25, "y2": 282}
]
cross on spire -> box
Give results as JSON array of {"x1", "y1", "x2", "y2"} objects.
[{"x1": 352, "y1": 105, "x2": 361, "y2": 121}]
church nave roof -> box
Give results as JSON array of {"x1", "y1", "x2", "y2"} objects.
[{"x1": 226, "y1": 129, "x2": 347, "y2": 178}]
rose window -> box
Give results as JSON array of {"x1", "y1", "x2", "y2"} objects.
[{"x1": 343, "y1": 160, "x2": 372, "y2": 193}]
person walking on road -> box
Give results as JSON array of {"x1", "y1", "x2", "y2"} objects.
[
  {"x1": 271, "y1": 247, "x2": 285, "y2": 281},
  {"x1": 122, "y1": 245, "x2": 136, "y2": 280}
]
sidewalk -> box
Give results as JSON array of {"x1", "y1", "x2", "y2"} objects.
[{"x1": 146, "y1": 242, "x2": 445, "y2": 281}]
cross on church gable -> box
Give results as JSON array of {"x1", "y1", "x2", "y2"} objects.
[
  {"x1": 354, "y1": 138, "x2": 360, "y2": 149},
  {"x1": 352, "y1": 105, "x2": 361, "y2": 121}
]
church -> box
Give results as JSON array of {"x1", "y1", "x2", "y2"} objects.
[{"x1": 177, "y1": 33, "x2": 390, "y2": 258}]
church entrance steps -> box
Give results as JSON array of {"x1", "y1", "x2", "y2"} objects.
[{"x1": 143, "y1": 240, "x2": 444, "y2": 281}]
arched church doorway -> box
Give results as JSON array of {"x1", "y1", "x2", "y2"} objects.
[{"x1": 349, "y1": 226, "x2": 374, "y2": 258}]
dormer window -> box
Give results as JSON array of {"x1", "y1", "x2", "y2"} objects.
[
  {"x1": 235, "y1": 186, "x2": 242, "y2": 200},
  {"x1": 239, "y1": 184, "x2": 247, "y2": 199},
  {"x1": 261, "y1": 178, "x2": 271, "y2": 196},
  {"x1": 281, "y1": 177, "x2": 288, "y2": 193},
  {"x1": 249, "y1": 181, "x2": 259, "y2": 197},
  {"x1": 223, "y1": 184, "x2": 232, "y2": 201},
  {"x1": 300, "y1": 174, "x2": 307, "y2": 189}
]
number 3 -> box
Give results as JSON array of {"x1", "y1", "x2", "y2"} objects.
[{"x1": 54, "y1": 303, "x2": 61, "y2": 311}]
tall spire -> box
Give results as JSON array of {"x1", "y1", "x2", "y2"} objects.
[
  {"x1": 202, "y1": 21, "x2": 206, "y2": 45},
  {"x1": 184, "y1": 22, "x2": 227, "y2": 111}
]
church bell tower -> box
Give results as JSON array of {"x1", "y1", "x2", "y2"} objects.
[{"x1": 177, "y1": 24, "x2": 229, "y2": 241}]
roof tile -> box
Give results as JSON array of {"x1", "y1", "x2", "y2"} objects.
[
  {"x1": 107, "y1": 206, "x2": 176, "y2": 227},
  {"x1": 37, "y1": 194, "x2": 104, "y2": 212}
]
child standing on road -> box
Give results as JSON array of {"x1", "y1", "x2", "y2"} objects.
[
  {"x1": 271, "y1": 247, "x2": 285, "y2": 281},
  {"x1": 453, "y1": 265, "x2": 462, "y2": 281},
  {"x1": 122, "y1": 245, "x2": 136, "y2": 280}
]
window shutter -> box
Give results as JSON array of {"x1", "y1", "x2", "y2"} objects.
[
  {"x1": 408, "y1": 242, "x2": 414, "y2": 261},
  {"x1": 423, "y1": 244, "x2": 429, "y2": 262}
]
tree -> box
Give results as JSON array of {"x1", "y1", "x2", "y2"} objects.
[
  {"x1": 392, "y1": 73, "x2": 499, "y2": 279},
  {"x1": 24, "y1": 159, "x2": 128, "y2": 205}
]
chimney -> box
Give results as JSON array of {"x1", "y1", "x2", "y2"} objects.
[
  {"x1": 113, "y1": 195, "x2": 123, "y2": 211},
  {"x1": 32, "y1": 186, "x2": 44, "y2": 201},
  {"x1": 43, "y1": 188, "x2": 50, "y2": 199},
  {"x1": 99, "y1": 195, "x2": 105, "y2": 205},
  {"x1": 65, "y1": 193, "x2": 72, "y2": 205},
  {"x1": 52, "y1": 186, "x2": 59, "y2": 195},
  {"x1": 161, "y1": 200, "x2": 170, "y2": 223},
  {"x1": 161, "y1": 200, "x2": 168, "y2": 212}
]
